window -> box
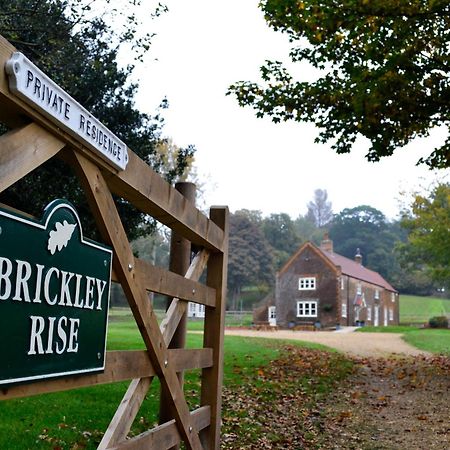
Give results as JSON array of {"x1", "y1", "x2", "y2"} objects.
[
  {"x1": 299, "y1": 277, "x2": 316, "y2": 290},
  {"x1": 391, "y1": 292, "x2": 395, "y2": 302},
  {"x1": 375, "y1": 289, "x2": 380, "y2": 300},
  {"x1": 297, "y1": 300, "x2": 318, "y2": 317},
  {"x1": 341, "y1": 277, "x2": 345, "y2": 290},
  {"x1": 389, "y1": 308, "x2": 394, "y2": 321},
  {"x1": 341, "y1": 303, "x2": 347, "y2": 318},
  {"x1": 356, "y1": 284, "x2": 362, "y2": 295},
  {"x1": 367, "y1": 307, "x2": 372, "y2": 321},
  {"x1": 189, "y1": 302, "x2": 196, "y2": 314}
]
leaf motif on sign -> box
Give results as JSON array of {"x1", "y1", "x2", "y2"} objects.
[{"x1": 48, "y1": 220, "x2": 77, "y2": 255}]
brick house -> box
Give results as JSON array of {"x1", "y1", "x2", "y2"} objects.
[{"x1": 254, "y1": 236, "x2": 399, "y2": 329}]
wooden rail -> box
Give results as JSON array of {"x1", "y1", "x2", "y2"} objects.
[
  {"x1": 0, "y1": 34, "x2": 229, "y2": 450},
  {"x1": 0, "y1": 36, "x2": 225, "y2": 252}
]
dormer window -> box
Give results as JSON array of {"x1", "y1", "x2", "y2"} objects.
[{"x1": 299, "y1": 277, "x2": 316, "y2": 290}]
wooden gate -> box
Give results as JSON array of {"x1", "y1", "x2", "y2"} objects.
[{"x1": 0, "y1": 35, "x2": 228, "y2": 450}]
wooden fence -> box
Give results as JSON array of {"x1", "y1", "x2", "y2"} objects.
[{"x1": 0, "y1": 35, "x2": 228, "y2": 450}]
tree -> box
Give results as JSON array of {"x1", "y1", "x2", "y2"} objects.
[
  {"x1": 329, "y1": 205, "x2": 400, "y2": 280},
  {"x1": 228, "y1": 0, "x2": 450, "y2": 169},
  {"x1": 0, "y1": 0, "x2": 194, "y2": 240},
  {"x1": 306, "y1": 189, "x2": 333, "y2": 227},
  {"x1": 400, "y1": 182, "x2": 450, "y2": 288},
  {"x1": 227, "y1": 212, "x2": 274, "y2": 310},
  {"x1": 262, "y1": 213, "x2": 300, "y2": 267}
]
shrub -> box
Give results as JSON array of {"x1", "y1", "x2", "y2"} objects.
[{"x1": 428, "y1": 316, "x2": 449, "y2": 329}]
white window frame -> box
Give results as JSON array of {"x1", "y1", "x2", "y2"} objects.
[
  {"x1": 375, "y1": 289, "x2": 380, "y2": 300},
  {"x1": 356, "y1": 283, "x2": 362, "y2": 295},
  {"x1": 341, "y1": 302, "x2": 347, "y2": 318},
  {"x1": 391, "y1": 292, "x2": 395, "y2": 303},
  {"x1": 367, "y1": 307, "x2": 372, "y2": 321},
  {"x1": 341, "y1": 276, "x2": 345, "y2": 290},
  {"x1": 297, "y1": 300, "x2": 318, "y2": 318},
  {"x1": 298, "y1": 277, "x2": 316, "y2": 290},
  {"x1": 389, "y1": 308, "x2": 394, "y2": 321}
]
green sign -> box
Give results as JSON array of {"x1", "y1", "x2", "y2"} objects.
[{"x1": 0, "y1": 200, "x2": 112, "y2": 386}]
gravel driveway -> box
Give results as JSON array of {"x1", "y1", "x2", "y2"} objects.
[{"x1": 224, "y1": 329, "x2": 429, "y2": 358}]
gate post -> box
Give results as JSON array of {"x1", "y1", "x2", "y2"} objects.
[{"x1": 159, "y1": 182, "x2": 196, "y2": 446}]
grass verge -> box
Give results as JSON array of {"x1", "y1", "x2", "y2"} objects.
[
  {"x1": 0, "y1": 319, "x2": 351, "y2": 449},
  {"x1": 357, "y1": 325, "x2": 450, "y2": 355}
]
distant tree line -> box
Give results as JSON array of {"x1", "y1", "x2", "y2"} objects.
[{"x1": 226, "y1": 186, "x2": 449, "y2": 309}]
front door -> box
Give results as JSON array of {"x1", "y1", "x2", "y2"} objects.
[
  {"x1": 374, "y1": 306, "x2": 379, "y2": 326},
  {"x1": 268, "y1": 306, "x2": 276, "y2": 326}
]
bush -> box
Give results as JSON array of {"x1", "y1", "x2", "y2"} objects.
[{"x1": 428, "y1": 316, "x2": 449, "y2": 329}]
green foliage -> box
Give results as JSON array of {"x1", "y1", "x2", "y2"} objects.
[
  {"x1": 261, "y1": 212, "x2": 300, "y2": 267},
  {"x1": 0, "y1": 0, "x2": 194, "y2": 240},
  {"x1": 294, "y1": 214, "x2": 324, "y2": 244},
  {"x1": 428, "y1": 316, "x2": 449, "y2": 329},
  {"x1": 329, "y1": 205, "x2": 403, "y2": 280},
  {"x1": 400, "y1": 182, "x2": 450, "y2": 288},
  {"x1": 227, "y1": 212, "x2": 275, "y2": 308},
  {"x1": 228, "y1": 0, "x2": 450, "y2": 168},
  {"x1": 132, "y1": 227, "x2": 170, "y2": 267}
]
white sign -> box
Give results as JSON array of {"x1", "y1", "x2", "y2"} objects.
[{"x1": 5, "y1": 52, "x2": 128, "y2": 171}]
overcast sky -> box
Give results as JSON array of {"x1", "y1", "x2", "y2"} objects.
[{"x1": 134, "y1": 0, "x2": 448, "y2": 220}]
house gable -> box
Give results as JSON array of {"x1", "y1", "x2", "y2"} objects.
[
  {"x1": 276, "y1": 242, "x2": 340, "y2": 328},
  {"x1": 278, "y1": 242, "x2": 339, "y2": 278}
]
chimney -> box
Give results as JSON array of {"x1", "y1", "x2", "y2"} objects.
[
  {"x1": 355, "y1": 248, "x2": 362, "y2": 265},
  {"x1": 320, "y1": 233, "x2": 333, "y2": 253}
]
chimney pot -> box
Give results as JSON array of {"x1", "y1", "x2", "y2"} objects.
[{"x1": 320, "y1": 233, "x2": 333, "y2": 253}]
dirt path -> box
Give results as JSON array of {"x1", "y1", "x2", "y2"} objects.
[
  {"x1": 224, "y1": 329, "x2": 429, "y2": 358},
  {"x1": 221, "y1": 329, "x2": 449, "y2": 449},
  {"x1": 319, "y1": 355, "x2": 450, "y2": 449}
]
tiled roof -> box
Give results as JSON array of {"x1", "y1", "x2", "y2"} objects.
[{"x1": 318, "y1": 247, "x2": 397, "y2": 292}]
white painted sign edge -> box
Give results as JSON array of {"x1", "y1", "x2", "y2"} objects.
[
  {"x1": 0, "y1": 200, "x2": 113, "y2": 385},
  {"x1": 5, "y1": 52, "x2": 129, "y2": 171}
]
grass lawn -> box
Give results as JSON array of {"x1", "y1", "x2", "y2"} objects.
[
  {"x1": 400, "y1": 294, "x2": 450, "y2": 324},
  {"x1": 0, "y1": 317, "x2": 348, "y2": 449},
  {"x1": 357, "y1": 325, "x2": 450, "y2": 355}
]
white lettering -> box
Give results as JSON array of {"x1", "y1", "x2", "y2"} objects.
[
  {"x1": 95, "y1": 279, "x2": 107, "y2": 310},
  {"x1": 73, "y1": 273, "x2": 84, "y2": 308},
  {"x1": 84, "y1": 276, "x2": 95, "y2": 309},
  {"x1": 13, "y1": 259, "x2": 32, "y2": 302},
  {"x1": 44, "y1": 267, "x2": 60, "y2": 305},
  {"x1": 0, "y1": 257, "x2": 12, "y2": 300},
  {"x1": 59, "y1": 271, "x2": 74, "y2": 306},
  {"x1": 33, "y1": 264, "x2": 45, "y2": 303},
  {"x1": 56, "y1": 316, "x2": 67, "y2": 354},
  {"x1": 46, "y1": 316, "x2": 56, "y2": 354},
  {"x1": 28, "y1": 315, "x2": 45, "y2": 355},
  {"x1": 67, "y1": 318, "x2": 80, "y2": 353}
]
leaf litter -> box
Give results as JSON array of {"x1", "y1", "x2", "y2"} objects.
[{"x1": 221, "y1": 346, "x2": 450, "y2": 449}]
